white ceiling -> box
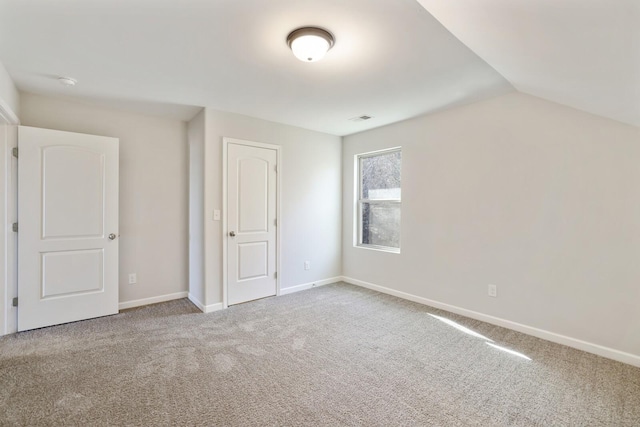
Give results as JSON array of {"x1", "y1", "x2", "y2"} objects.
[
  {"x1": 417, "y1": 0, "x2": 640, "y2": 128},
  {"x1": 0, "y1": 1, "x2": 636, "y2": 135},
  {"x1": 0, "y1": 0, "x2": 512, "y2": 135}
]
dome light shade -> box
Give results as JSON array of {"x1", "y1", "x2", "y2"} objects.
[
  {"x1": 287, "y1": 27, "x2": 334, "y2": 62},
  {"x1": 57, "y1": 77, "x2": 77, "y2": 86}
]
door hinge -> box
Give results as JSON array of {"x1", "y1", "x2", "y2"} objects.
[
  {"x1": 274, "y1": 218, "x2": 277, "y2": 227},
  {"x1": 12, "y1": 297, "x2": 18, "y2": 307},
  {"x1": 274, "y1": 165, "x2": 278, "y2": 173},
  {"x1": 12, "y1": 222, "x2": 18, "y2": 232},
  {"x1": 12, "y1": 147, "x2": 18, "y2": 158},
  {"x1": 274, "y1": 272, "x2": 277, "y2": 279}
]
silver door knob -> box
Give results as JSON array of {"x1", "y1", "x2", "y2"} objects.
[
  {"x1": 108, "y1": 233, "x2": 117, "y2": 240},
  {"x1": 229, "y1": 231, "x2": 236, "y2": 237}
]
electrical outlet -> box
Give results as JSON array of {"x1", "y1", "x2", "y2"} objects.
[
  {"x1": 129, "y1": 273, "x2": 137, "y2": 285},
  {"x1": 304, "y1": 261, "x2": 311, "y2": 270},
  {"x1": 488, "y1": 284, "x2": 497, "y2": 298}
]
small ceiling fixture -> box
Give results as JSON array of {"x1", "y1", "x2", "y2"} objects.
[
  {"x1": 57, "y1": 77, "x2": 77, "y2": 87},
  {"x1": 349, "y1": 115, "x2": 373, "y2": 122},
  {"x1": 287, "y1": 27, "x2": 334, "y2": 62}
]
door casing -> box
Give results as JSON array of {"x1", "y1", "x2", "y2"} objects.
[
  {"x1": 222, "y1": 137, "x2": 281, "y2": 308},
  {"x1": 0, "y1": 101, "x2": 18, "y2": 336}
]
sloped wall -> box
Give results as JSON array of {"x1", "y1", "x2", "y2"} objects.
[{"x1": 343, "y1": 92, "x2": 640, "y2": 361}]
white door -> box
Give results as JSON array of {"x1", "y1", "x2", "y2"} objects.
[
  {"x1": 18, "y1": 126, "x2": 119, "y2": 331},
  {"x1": 226, "y1": 140, "x2": 278, "y2": 305}
]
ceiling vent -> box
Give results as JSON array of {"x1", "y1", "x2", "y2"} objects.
[{"x1": 349, "y1": 115, "x2": 373, "y2": 122}]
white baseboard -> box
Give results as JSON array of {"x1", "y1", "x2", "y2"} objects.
[
  {"x1": 341, "y1": 276, "x2": 640, "y2": 368},
  {"x1": 119, "y1": 291, "x2": 188, "y2": 310},
  {"x1": 188, "y1": 276, "x2": 342, "y2": 313},
  {"x1": 188, "y1": 293, "x2": 224, "y2": 313},
  {"x1": 279, "y1": 276, "x2": 342, "y2": 296}
]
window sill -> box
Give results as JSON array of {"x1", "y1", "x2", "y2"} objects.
[{"x1": 355, "y1": 244, "x2": 400, "y2": 254}]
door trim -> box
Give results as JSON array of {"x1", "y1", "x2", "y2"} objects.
[
  {"x1": 222, "y1": 137, "x2": 281, "y2": 308},
  {"x1": 0, "y1": 102, "x2": 19, "y2": 336}
]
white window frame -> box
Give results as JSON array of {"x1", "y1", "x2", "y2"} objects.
[{"x1": 355, "y1": 147, "x2": 401, "y2": 253}]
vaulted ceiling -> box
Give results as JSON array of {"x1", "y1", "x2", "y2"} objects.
[
  {"x1": 0, "y1": 0, "x2": 636, "y2": 135},
  {"x1": 417, "y1": 0, "x2": 640, "y2": 128}
]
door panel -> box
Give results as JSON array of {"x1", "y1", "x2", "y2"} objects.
[
  {"x1": 41, "y1": 249, "x2": 104, "y2": 297},
  {"x1": 227, "y1": 142, "x2": 277, "y2": 305},
  {"x1": 238, "y1": 241, "x2": 268, "y2": 280},
  {"x1": 18, "y1": 126, "x2": 119, "y2": 331},
  {"x1": 238, "y1": 157, "x2": 268, "y2": 233},
  {"x1": 42, "y1": 146, "x2": 105, "y2": 239}
]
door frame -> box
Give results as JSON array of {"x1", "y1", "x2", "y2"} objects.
[
  {"x1": 222, "y1": 137, "x2": 281, "y2": 308},
  {"x1": 0, "y1": 100, "x2": 19, "y2": 336}
]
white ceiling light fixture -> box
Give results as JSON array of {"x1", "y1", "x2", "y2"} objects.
[
  {"x1": 287, "y1": 27, "x2": 334, "y2": 62},
  {"x1": 57, "y1": 76, "x2": 77, "y2": 87}
]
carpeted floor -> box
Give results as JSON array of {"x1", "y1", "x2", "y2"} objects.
[{"x1": 1, "y1": 282, "x2": 639, "y2": 426}]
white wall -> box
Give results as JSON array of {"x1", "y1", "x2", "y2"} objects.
[
  {"x1": 188, "y1": 110, "x2": 205, "y2": 305},
  {"x1": 343, "y1": 92, "x2": 640, "y2": 359},
  {"x1": 0, "y1": 61, "x2": 19, "y2": 121},
  {"x1": 20, "y1": 93, "x2": 190, "y2": 306},
  {"x1": 194, "y1": 108, "x2": 342, "y2": 307}
]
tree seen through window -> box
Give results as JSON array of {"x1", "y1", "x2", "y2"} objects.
[{"x1": 358, "y1": 149, "x2": 401, "y2": 250}]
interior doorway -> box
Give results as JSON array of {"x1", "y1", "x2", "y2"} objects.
[
  {"x1": 223, "y1": 138, "x2": 280, "y2": 306},
  {"x1": 17, "y1": 126, "x2": 119, "y2": 331}
]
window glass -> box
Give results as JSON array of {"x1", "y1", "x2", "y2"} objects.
[
  {"x1": 360, "y1": 202, "x2": 401, "y2": 248},
  {"x1": 357, "y1": 148, "x2": 401, "y2": 252},
  {"x1": 360, "y1": 151, "x2": 401, "y2": 200}
]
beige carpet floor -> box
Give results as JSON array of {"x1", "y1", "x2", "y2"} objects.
[{"x1": 1, "y1": 282, "x2": 639, "y2": 426}]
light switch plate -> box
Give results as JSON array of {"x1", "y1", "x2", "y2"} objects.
[{"x1": 488, "y1": 284, "x2": 497, "y2": 297}]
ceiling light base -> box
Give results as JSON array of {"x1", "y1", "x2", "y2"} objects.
[{"x1": 287, "y1": 27, "x2": 335, "y2": 62}]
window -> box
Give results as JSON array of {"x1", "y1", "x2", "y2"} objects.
[{"x1": 356, "y1": 148, "x2": 401, "y2": 252}]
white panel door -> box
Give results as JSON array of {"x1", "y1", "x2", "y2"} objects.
[
  {"x1": 227, "y1": 142, "x2": 277, "y2": 305},
  {"x1": 18, "y1": 126, "x2": 119, "y2": 331}
]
